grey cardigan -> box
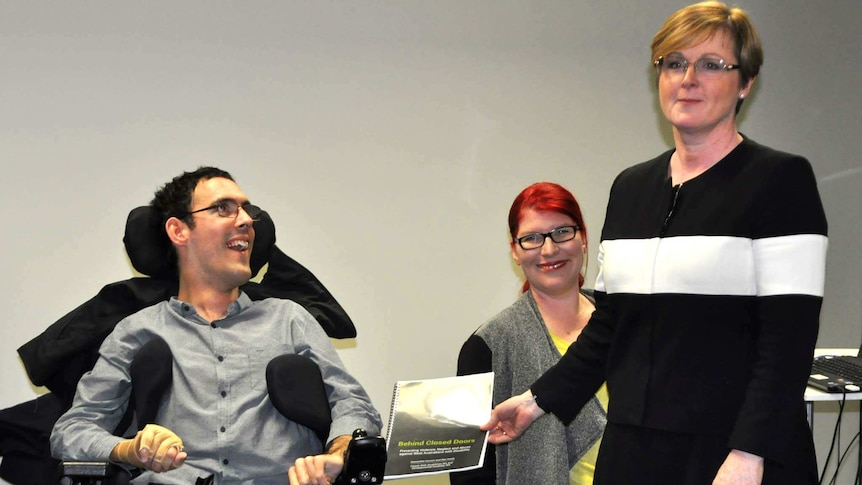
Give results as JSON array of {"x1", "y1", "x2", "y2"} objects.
[{"x1": 453, "y1": 290, "x2": 606, "y2": 485}]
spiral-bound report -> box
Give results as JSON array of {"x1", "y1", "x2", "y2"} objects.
[{"x1": 382, "y1": 372, "x2": 493, "y2": 480}]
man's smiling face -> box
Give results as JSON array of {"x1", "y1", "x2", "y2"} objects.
[{"x1": 183, "y1": 177, "x2": 256, "y2": 291}]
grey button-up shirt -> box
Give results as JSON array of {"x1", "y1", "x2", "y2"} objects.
[{"x1": 51, "y1": 292, "x2": 381, "y2": 484}]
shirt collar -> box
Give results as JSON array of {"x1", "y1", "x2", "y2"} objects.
[{"x1": 169, "y1": 291, "x2": 253, "y2": 319}]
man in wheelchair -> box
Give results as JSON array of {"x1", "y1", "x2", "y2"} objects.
[{"x1": 49, "y1": 167, "x2": 382, "y2": 484}]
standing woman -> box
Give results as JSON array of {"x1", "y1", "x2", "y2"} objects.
[
  {"x1": 482, "y1": 2, "x2": 828, "y2": 484},
  {"x1": 451, "y1": 182, "x2": 606, "y2": 485}
]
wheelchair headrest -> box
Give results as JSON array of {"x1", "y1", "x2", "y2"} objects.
[{"x1": 123, "y1": 205, "x2": 276, "y2": 280}]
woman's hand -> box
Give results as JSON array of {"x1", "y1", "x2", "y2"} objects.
[
  {"x1": 480, "y1": 389, "x2": 545, "y2": 444},
  {"x1": 712, "y1": 449, "x2": 764, "y2": 485}
]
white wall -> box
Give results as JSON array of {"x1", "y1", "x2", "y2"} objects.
[{"x1": 1, "y1": 1, "x2": 859, "y2": 484}]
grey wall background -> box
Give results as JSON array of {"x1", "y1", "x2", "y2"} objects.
[{"x1": 1, "y1": 1, "x2": 859, "y2": 483}]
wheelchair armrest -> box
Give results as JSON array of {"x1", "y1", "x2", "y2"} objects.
[
  {"x1": 56, "y1": 433, "x2": 385, "y2": 485},
  {"x1": 58, "y1": 461, "x2": 130, "y2": 485}
]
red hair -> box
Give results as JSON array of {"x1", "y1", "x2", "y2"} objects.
[{"x1": 508, "y1": 182, "x2": 588, "y2": 292}]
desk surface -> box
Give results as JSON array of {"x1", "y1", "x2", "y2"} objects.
[{"x1": 805, "y1": 348, "x2": 862, "y2": 402}]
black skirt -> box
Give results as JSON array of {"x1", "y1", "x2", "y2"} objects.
[{"x1": 594, "y1": 422, "x2": 817, "y2": 485}]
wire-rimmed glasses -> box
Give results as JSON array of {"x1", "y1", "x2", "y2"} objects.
[
  {"x1": 188, "y1": 199, "x2": 263, "y2": 221},
  {"x1": 654, "y1": 54, "x2": 740, "y2": 77}
]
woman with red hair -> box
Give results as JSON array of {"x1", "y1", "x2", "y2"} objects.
[{"x1": 451, "y1": 182, "x2": 606, "y2": 485}]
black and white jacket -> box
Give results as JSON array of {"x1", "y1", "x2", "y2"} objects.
[{"x1": 533, "y1": 136, "x2": 828, "y2": 467}]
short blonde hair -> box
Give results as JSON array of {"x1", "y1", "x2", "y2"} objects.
[{"x1": 651, "y1": 1, "x2": 763, "y2": 87}]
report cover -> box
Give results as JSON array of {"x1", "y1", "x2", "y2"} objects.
[{"x1": 383, "y1": 372, "x2": 493, "y2": 480}]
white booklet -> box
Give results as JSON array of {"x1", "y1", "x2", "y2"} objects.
[{"x1": 383, "y1": 372, "x2": 494, "y2": 480}]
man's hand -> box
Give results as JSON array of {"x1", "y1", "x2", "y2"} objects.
[
  {"x1": 713, "y1": 449, "x2": 764, "y2": 485},
  {"x1": 110, "y1": 424, "x2": 187, "y2": 473},
  {"x1": 288, "y1": 435, "x2": 351, "y2": 485},
  {"x1": 480, "y1": 389, "x2": 545, "y2": 444}
]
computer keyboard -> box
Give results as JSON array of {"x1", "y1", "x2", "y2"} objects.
[{"x1": 811, "y1": 356, "x2": 862, "y2": 383}]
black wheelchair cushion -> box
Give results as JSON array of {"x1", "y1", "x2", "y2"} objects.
[
  {"x1": 266, "y1": 354, "x2": 332, "y2": 446},
  {"x1": 123, "y1": 205, "x2": 275, "y2": 281},
  {"x1": 129, "y1": 337, "x2": 173, "y2": 429}
]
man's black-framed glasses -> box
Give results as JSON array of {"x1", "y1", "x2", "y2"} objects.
[
  {"x1": 654, "y1": 54, "x2": 740, "y2": 77},
  {"x1": 514, "y1": 225, "x2": 579, "y2": 250},
  {"x1": 188, "y1": 199, "x2": 263, "y2": 221}
]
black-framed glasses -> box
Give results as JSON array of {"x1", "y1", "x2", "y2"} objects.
[
  {"x1": 514, "y1": 225, "x2": 579, "y2": 250},
  {"x1": 187, "y1": 199, "x2": 263, "y2": 221},
  {"x1": 654, "y1": 54, "x2": 740, "y2": 77}
]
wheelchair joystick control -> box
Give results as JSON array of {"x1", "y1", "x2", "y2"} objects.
[{"x1": 334, "y1": 428, "x2": 387, "y2": 484}]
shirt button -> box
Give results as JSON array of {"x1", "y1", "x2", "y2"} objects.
[
  {"x1": 223, "y1": 459, "x2": 229, "y2": 465},
  {"x1": 211, "y1": 323, "x2": 217, "y2": 328},
  {"x1": 182, "y1": 304, "x2": 190, "y2": 312},
  {"x1": 220, "y1": 426, "x2": 226, "y2": 432},
  {"x1": 218, "y1": 356, "x2": 224, "y2": 362},
  {"x1": 221, "y1": 391, "x2": 227, "y2": 398}
]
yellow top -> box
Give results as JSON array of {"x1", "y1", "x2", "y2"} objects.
[{"x1": 550, "y1": 332, "x2": 608, "y2": 485}]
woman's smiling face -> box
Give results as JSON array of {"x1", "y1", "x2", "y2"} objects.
[{"x1": 511, "y1": 208, "x2": 585, "y2": 298}]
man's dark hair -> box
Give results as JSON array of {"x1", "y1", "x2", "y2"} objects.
[{"x1": 151, "y1": 166, "x2": 234, "y2": 229}]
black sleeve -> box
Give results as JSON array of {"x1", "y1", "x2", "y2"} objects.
[
  {"x1": 450, "y1": 334, "x2": 496, "y2": 485},
  {"x1": 532, "y1": 289, "x2": 613, "y2": 424},
  {"x1": 456, "y1": 334, "x2": 492, "y2": 376},
  {"x1": 727, "y1": 154, "x2": 827, "y2": 463},
  {"x1": 247, "y1": 245, "x2": 357, "y2": 338},
  {"x1": 17, "y1": 278, "x2": 176, "y2": 401}
]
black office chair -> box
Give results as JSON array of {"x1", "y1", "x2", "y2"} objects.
[{"x1": 0, "y1": 206, "x2": 384, "y2": 485}]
